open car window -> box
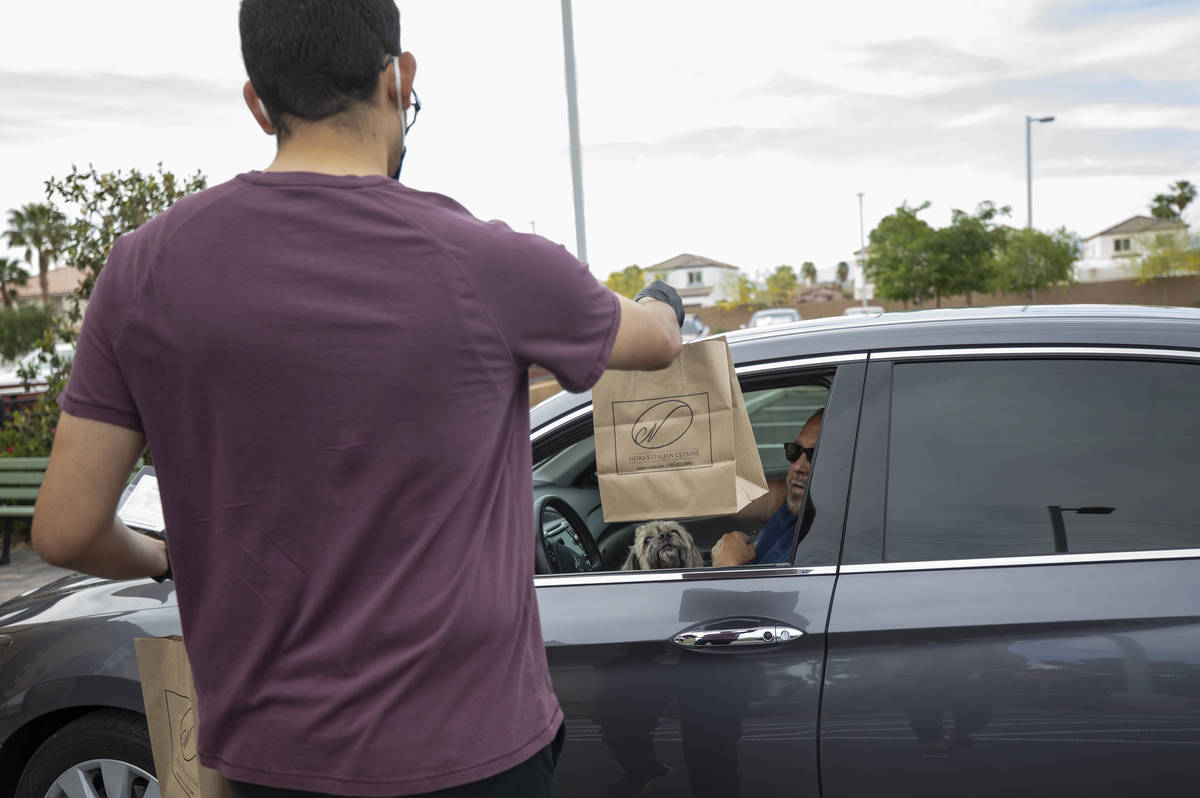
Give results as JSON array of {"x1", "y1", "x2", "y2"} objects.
[{"x1": 533, "y1": 378, "x2": 831, "y2": 574}]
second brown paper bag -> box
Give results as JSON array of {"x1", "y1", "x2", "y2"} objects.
[
  {"x1": 592, "y1": 337, "x2": 767, "y2": 522},
  {"x1": 135, "y1": 636, "x2": 234, "y2": 798}
]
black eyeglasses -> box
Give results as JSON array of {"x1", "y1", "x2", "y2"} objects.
[
  {"x1": 783, "y1": 442, "x2": 816, "y2": 463},
  {"x1": 383, "y1": 55, "x2": 421, "y2": 133},
  {"x1": 404, "y1": 88, "x2": 421, "y2": 133}
]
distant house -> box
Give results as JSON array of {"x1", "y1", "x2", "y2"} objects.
[
  {"x1": 13, "y1": 265, "x2": 86, "y2": 315},
  {"x1": 1075, "y1": 216, "x2": 1189, "y2": 283},
  {"x1": 644, "y1": 253, "x2": 740, "y2": 307}
]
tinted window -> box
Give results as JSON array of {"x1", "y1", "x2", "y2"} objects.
[
  {"x1": 885, "y1": 359, "x2": 1200, "y2": 561},
  {"x1": 747, "y1": 385, "x2": 827, "y2": 474}
]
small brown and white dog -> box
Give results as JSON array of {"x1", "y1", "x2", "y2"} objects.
[{"x1": 620, "y1": 520, "x2": 705, "y2": 570}]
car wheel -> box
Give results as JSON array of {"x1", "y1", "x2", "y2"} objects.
[{"x1": 15, "y1": 709, "x2": 158, "y2": 798}]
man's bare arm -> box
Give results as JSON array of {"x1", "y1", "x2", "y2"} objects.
[
  {"x1": 738, "y1": 478, "x2": 786, "y2": 522},
  {"x1": 606, "y1": 293, "x2": 683, "y2": 371},
  {"x1": 33, "y1": 411, "x2": 167, "y2": 580},
  {"x1": 712, "y1": 479, "x2": 788, "y2": 566}
]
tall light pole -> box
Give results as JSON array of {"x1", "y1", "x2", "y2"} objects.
[
  {"x1": 560, "y1": 0, "x2": 588, "y2": 263},
  {"x1": 1025, "y1": 115, "x2": 1055, "y2": 229},
  {"x1": 857, "y1": 192, "x2": 867, "y2": 307}
]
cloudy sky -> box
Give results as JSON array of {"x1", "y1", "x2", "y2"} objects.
[{"x1": 2, "y1": 0, "x2": 1198, "y2": 283}]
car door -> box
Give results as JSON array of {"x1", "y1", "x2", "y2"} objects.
[
  {"x1": 533, "y1": 355, "x2": 865, "y2": 798},
  {"x1": 821, "y1": 348, "x2": 1200, "y2": 797}
]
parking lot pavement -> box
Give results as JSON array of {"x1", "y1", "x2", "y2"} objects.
[{"x1": 0, "y1": 546, "x2": 76, "y2": 604}]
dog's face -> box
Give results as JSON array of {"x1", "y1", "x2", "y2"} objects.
[{"x1": 621, "y1": 520, "x2": 705, "y2": 570}]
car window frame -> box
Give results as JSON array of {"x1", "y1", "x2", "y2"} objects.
[
  {"x1": 530, "y1": 353, "x2": 868, "y2": 586},
  {"x1": 841, "y1": 345, "x2": 1200, "y2": 572}
]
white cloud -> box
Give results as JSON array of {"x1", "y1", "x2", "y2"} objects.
[{"x1": 2, "y1": 0, "x2": 1198, "y2": 278}]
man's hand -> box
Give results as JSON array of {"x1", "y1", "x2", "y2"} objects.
[
  {"x1": 711, "y1": 531, "x2": 755, "y2": 568},
  {"x1": 633, "y1": 280, "x2": 685, "y2": 327}
]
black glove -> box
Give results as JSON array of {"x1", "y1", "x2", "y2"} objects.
[{"x1": 634, "y1": 280, "x2": 685, "y2": 328}]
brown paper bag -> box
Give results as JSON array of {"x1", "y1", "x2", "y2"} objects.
[
  {"x1": 592, "y1": 337, "x2": 768, "y2": 522},
  {"x1": 135, "y1": 636, "x2": 235, "y2": 798}
]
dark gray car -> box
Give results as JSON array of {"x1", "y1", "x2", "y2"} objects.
[{"x1": 2, "y1": 305, "x2": 1198, "y2": 798}]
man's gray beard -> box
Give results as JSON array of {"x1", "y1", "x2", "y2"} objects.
[{"x1": 786, "y1": 487, "x2": 806, "y2": 515}]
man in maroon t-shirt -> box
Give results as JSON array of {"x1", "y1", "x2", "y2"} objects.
[{"x1": 32, "y1": 2, "x2": 683, "y2": 796}]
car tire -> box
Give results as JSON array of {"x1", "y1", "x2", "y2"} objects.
[{"x1": 15, "y1": 709, "x2": 158, "y2": 798}]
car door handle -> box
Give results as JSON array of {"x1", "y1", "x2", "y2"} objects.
[{"x1": 673, "y1": 623, "x2": 803, "y2": 649}]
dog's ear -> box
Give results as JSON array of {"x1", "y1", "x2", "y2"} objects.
[
  {"x1": 619, "y1": 546, "x2": 641, "y2": 571},
  {"x1": 681, "y1": 530, "x2": 705, "y2": 569}
]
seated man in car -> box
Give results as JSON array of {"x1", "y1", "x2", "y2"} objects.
[{"x1": 711, "y1": 408, "x2": 823, "y2": 567}]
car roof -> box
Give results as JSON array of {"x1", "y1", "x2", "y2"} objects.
[{"x1": 530, "y1": 304, "x2": 1200, "y2": 429}]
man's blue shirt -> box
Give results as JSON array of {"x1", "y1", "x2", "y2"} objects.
[{"x1": 752, "y1": 503, "x2": 797, "y2": 564}]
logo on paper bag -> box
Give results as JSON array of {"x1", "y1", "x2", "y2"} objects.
[
  {"x1": 613, "y1": 393, "x2": 712, "y2": 474},
  {"x1": 632, "y1": 400, "x2": 693, "y2": 449},
  {"x1": 165, "y1": 689, "x2": 200, "y2": 796}
]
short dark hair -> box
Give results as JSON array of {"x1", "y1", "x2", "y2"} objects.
[{"x1": 239, "y1": 0, "x2": 401, "y2": 138}]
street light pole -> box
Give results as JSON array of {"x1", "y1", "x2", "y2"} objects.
[
  {"x1": 857, "y1": 191, "x2": 867, "y2": 308},
  {"x1": 1025, "y1": 115, "x2": 1055, "y2": 229},
  {"x1": 560, "y1": 0, "x2": 588, "y2": 263}
]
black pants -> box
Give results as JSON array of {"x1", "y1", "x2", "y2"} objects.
[{"x1": 228, "y1": 724, "x2": 565, "y2": 798}]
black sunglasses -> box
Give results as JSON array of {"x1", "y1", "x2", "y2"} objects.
[{"x1": 783, "y1": 442, "x2": 816, "y2": 463}]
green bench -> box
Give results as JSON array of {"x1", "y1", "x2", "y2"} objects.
[
  {"x1": 0, "y1": 456, "x2": 49, "y2": 566},
  {"x1": 0, "y1": 456, "x2": 145, "y2": 565}
]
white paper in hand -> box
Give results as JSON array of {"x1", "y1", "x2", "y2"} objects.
[{"x1": 118, "y1": 467, "x2": 165, "y2": 533}]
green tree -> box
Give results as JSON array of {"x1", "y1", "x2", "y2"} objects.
[
  {"x1": 864, "y1": 201, "x2": 937, "y2": 307},
  {"x1": 1136, "y1": 233, "x2": 1200, "y2": 303},
  {"x1": 4, "y1": 203, "x2": 69, "y2": 309},
  {"x1": 799, "y1": 262, "x2": 817, "y2": 286},
  {"x1": 928, "y1": 201, "x2": 1011, "y2": 306},
  {"x1": 0, "y1": 305, "x2": 54, "y2": 362},
  {"x1": 0, "y1": 164, "x2": 207, "y2": 458},
  {"x1": 836, "y1": 261, "x2": 849, "y2": 284},
  {"x1": 605, "y1": 264, "x2": 644, "y2": 298},
  {"x1": 1150, "y1": 194, "x2": 1177, "y2": 220},
  {"x1": 0, "y1": 257, "x2": 30, "y2": 309},
  {"x1": 718, "y1": 272, "x2": 761, "y2": 310},
  {"x1": 765, "y1": 265, "x2": 798, "y2": 305},
  {"x1": 992, "y1": 227, "x2": 1079, "y2": 301},
  {"x1": 1170, "y1": 180, "x2": 1197, "y2": 217},
  {"x1": 1149, "y1": 179, "x2": 1196, "y2": 220}
]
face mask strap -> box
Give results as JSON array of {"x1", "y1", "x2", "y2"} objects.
[{"x1": 392, "y1": 55, "x2": 406, "y2": 179}]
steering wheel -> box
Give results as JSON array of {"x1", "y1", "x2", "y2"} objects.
[{"x1": 534, "y1": 495, "x2": 604, "y2": 574}]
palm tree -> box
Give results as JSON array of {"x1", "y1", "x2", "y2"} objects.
[
  {"x1": 801, "y1": 261, "x2": 817, "y2": 285},
  {"x1": 836, "y1": 261, "x2": 850, "y2": 284},
  {"x1": 1170, "y1": 180, "x2": 1196, "y2": 218},
  {"x1": 0, "y1": 258, "x2": 29, "y2": 309},
  {"x1": 1150, "y1": 194, "x2": 1177, "y2": 219},
  {"x1": 4, "y1": 203, "x2": 69, "y2": 309}
]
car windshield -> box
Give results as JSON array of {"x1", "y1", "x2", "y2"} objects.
[{"x1": 752, "y1": 312, "x2": 794, "y2": 326}]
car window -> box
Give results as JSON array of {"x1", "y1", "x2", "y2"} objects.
[
  {"x1": 533, "y1": 379, "x2": 831, "y2": 573},
  {"x1": 750, "y1": 311, "x2": 798, "y2": 327},
  {"x1": 884, "y1": 358, "x2": 1200, "y2": 562}
]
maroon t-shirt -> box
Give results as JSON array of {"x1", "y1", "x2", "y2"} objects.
[{"x1": 61, "y1": 171, "x2": 619, "y2": 795}]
